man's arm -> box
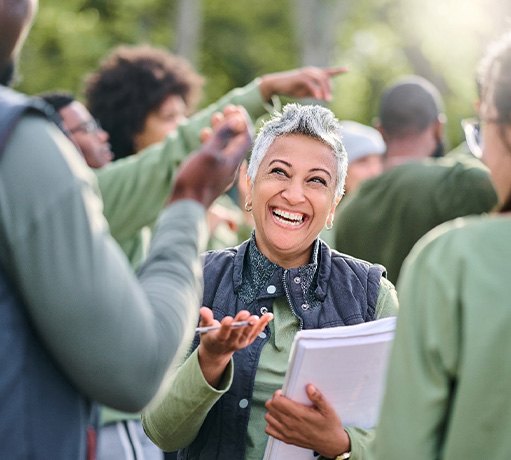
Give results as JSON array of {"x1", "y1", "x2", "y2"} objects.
[{"x1": 0, "y1": 109, "x2": 250, "y2": 411}]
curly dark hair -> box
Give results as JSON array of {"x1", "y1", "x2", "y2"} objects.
[
  {"x1": 478, "y1": 32, "x2": 511, "y2": 212},
  {"x1": 84, "y1": 45, "x2": 204, "y2": 159}
]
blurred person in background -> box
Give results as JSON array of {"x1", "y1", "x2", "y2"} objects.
[
  {"x1": 85, "y1": 45, "x2": 204, "y2": 159},
  {"x1": 319, "y1": 119, "x2": 385, "y2": 247},
  {"x1": 39, "y1": 91, "x2": 113, "y2": 168},
  {"x1": 333, "y1": 76, "x2": 497, "y2": 283},
  {"x1": 369, "y1": 30, "x2": 511, "y2": 459},
  {"x1": 341, "y1": 120, "x2": 385, "y2": 194}
]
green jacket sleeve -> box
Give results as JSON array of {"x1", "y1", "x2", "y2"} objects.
[
  {"x1": 142, "y1": 348, "x2": 234, "y2": 452},
  {"x1": 0, "y1": 116, "x2": 209, "y2": 412},
  {"x1": 97, "y1": 79, "x2": 267, "y2": 244}
]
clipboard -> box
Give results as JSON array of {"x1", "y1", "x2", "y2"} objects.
[{"x1": 263, "y1": 316, "x2": 397, "y2": 460}]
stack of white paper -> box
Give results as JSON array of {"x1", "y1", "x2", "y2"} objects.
[{"x1": 263, "y1": 316, "x2": 396, "y2": 460}]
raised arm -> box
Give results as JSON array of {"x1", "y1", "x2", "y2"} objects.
[{"x1": 1, "y1": 107, "x2": 252, "y2": 412}]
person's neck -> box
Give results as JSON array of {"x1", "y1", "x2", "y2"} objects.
[
  {"x1": 383, "y1": 135, "x2": 435, "y2": 171},
  {"x1": 251, "y1": 236, "x2": 316, "y2": 270}
]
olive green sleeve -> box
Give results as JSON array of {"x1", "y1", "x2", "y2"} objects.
[
  {"x1": 142, "y1": 348, "x2": 234, "y2": 452},
  {"x1": 0, "y1": 116, "x2": 209, "y2": 412}
]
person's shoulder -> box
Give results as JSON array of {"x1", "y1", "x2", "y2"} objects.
[
  {"x1": 1, "y1": 113, "x2": 99, "y2": 215},
  {"x1": 8, "y1": 113, "x2": 94, "y2": 183},
  {"x1": 365, "y1": 157, "x2": 491, "y2": 194},
  {"x1": 407, "y1": 215, "x2": 505, "y2": 264}
]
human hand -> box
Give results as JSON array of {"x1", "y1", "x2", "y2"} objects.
[
  {"x1": 207, "y1": 201, "x2": 241, "y2": 234},
  {"x1": 167, "y1": 106, "x2": 253, "y2": 209},
  {"x1": 264, "y1": 384, "x2": 350, "y2": 459},
  {"x1": 197, "y1": 306, "x2": 273, "y2": 388},
  {"x1": 258, "y1": 66, "x2": 347, "y2": 102}
]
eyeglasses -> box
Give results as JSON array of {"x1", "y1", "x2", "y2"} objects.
[
  {"x1": 68, "y1": 118, "x2": 103, "y2": 135},
  {"x1": 461, "y1": 118, "x2": 483, "y2": 158},
  {"x1": 462, "y1": 117, "x2": 511, "y2": 158}
]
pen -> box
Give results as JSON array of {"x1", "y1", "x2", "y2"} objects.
[{"x1": 195, "y1": 320, "x2": 252, "y2": 334}]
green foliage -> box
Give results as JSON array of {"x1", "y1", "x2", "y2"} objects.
[
  {"x1": 199, "y1": 0, "x2": 297, "y2": 105},
  {"x1": 15, "y1": 0, "x2": 510, "y2": 148}
]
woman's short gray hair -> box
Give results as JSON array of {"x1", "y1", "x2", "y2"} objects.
[{"x1": 247, "y1": 103, "x2": 347, "y2": 198}]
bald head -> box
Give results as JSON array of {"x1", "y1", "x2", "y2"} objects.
[
  {"x1": 378, "y1": 76, "x2": 444, "y2": 140},
  {"x1": 0, "y1": 0, "x2": 37, "y2": 86}
]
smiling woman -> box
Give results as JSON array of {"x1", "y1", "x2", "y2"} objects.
[
  {"x1": 142, "y1": 103, "x2": 399, "y2": 460},
  {"x1": 246, "y1": 132, "x2": 340, "y2": 268}
]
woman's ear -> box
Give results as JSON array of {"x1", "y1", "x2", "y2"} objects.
[
  {"x1": 245, "y1": 172, "x2": 252, "y2": 191},
  {"x1": 327, "y1": 196, "x2": 341, "y2": 225},
  {"x1": 331, "y1": 196, "x2": 341, "y2": 213}
]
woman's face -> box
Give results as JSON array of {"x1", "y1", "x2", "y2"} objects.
[
  {"x1": 133, "y1": 94, "x2": 187, "y2": 152},
  {"x1": 480, "y1": 86, "x2": 511, "y2": 205},
  {"x1": 247, "y1": 134, "x2": 339, "y2": 268}
]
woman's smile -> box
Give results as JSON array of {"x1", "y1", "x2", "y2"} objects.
[{"x1": 270, "y1": 206, "x2": 307, "y2": 228}]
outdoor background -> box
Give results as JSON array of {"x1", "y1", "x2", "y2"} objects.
[{"x1": 16, "y1": 0, "x2": 511, "y2": 148}]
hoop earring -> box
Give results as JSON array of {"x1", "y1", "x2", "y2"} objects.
[
  {"x1": 244, "y1": 201, "x2": 253, "y2": 212},
  {"x1": 325, "y1": 219, "x2": 334, "y2": 231}
]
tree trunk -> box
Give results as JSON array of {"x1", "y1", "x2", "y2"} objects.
[
  {"x1": 294, "y1": 0, "x2": 348, "y2": 67},
  {"x1": 175, "y1": 0, "x2": 202, "y2": 65}
]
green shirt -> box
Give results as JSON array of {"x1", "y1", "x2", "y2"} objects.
[
  {"x1": 0, "y1": 114, "x2": 208, "y2": 412},
  {"x1": 370, "y1": 215, "x2": 511, "y2": 459},
  {"x1": 333, "y1": 153, "x2": 497, "y2": 284},
  {"x1": 142, "y1": 277, "x2": 398, "y2": 459}
]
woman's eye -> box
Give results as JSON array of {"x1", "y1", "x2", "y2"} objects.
[
  {"x1": 310, "y1": 177, "x2": 327, "y2": 186},
  {"x1": 270, "y1": 167, "x2": 287, "y2": 176}
]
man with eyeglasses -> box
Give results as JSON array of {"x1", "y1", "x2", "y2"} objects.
[{"x1": 40, "y1": 91, "x2": 113, "y2": 168}]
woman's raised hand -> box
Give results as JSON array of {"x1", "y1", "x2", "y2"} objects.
[{"x1": 197, "y1": 306, "x2": 273, "y2": 388}]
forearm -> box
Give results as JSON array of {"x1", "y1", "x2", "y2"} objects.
[
  {"x1": 142, "y1": 347, "x2": 233, "y2": 451},
  {"x1": 10, "y1": 173, "x2": 207, "y2": 411}
]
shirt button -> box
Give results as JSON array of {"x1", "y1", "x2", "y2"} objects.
[
  {"x1": 266, "y1": 285, "x2": 276, "y2": 294},
  {"x1": 294, "y1": 276, "x2": 301, "y2": 284},
  {"x1": 301, "y1": 303, "x2": 310, "y2": 311},
  {"x1": 239, "y1": 399, "x2": 249, "y2": 409},
  {"x1": 260, "y1": 306, "x2": 269, "y2": 315},
  {"x1": 259, "y1": 331, "x2": 267, "y2": 339}
]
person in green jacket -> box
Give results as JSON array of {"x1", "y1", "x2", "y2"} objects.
[
  {"x1": 369, "y1": 31, "x2": 511, "y2": 459},
  {"x1": 333, "y1": 76, "x2": 497, "y2": 284}
]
